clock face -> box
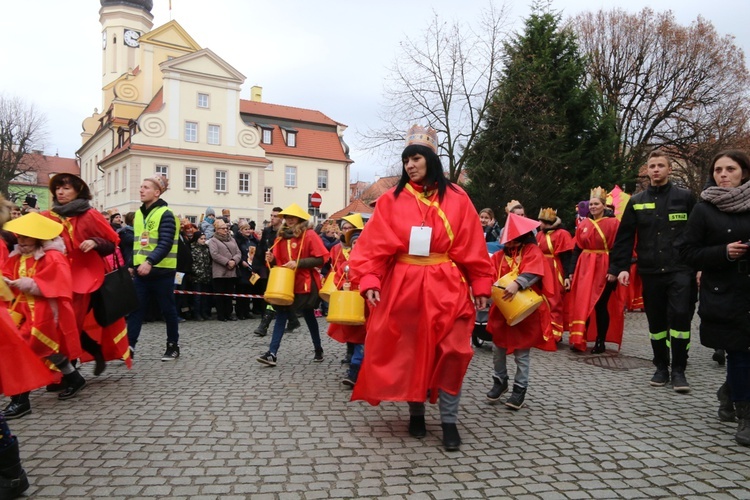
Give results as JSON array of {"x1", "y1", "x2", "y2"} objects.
[
  {"x1": 102, "y1": 32, "x2": 107, "y2": 49},
  {"x1": 123, "y1": 29, "x2": 140, "y2": 48}
]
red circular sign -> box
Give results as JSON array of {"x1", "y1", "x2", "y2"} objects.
[{"x1": 310, "y1": 192, "x2": 322, "y2": 208}]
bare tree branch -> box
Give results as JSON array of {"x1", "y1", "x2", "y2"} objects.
[{"x1": 0, "y1": 94, "x2": 48, "y2": 199}]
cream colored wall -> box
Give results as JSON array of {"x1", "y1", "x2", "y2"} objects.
[
  {"x1": 264, "y1": 155, "x2": 349, "y2": 219},
  {"x1": 78, "y1": 129, "x2": 115, "y2": 209}
]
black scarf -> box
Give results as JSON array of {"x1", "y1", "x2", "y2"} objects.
[{"x1": 51, "y1": 199, "x2": 92, "y2": 218}]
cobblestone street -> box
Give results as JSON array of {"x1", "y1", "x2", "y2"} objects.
[{"x1": 11, "y1": 312, "x2": 750, "y2": 499}]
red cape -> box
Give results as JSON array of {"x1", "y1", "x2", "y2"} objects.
[{"x1": 537, "y1": 228, "x2": 574, "y2": 340}]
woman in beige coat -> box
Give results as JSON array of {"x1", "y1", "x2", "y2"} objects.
[{"x1": 208, "y1": 219, "x2": 241, "y2": 321}]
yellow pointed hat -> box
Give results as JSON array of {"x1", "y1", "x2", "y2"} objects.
[
  {"x1": 341, "y1": 213, "x2": 364, "y2": 229},
  {"x1": 4, "y1": 212, "x2": 63, "y2": 240},
  {"x1": 279, "y1": 203, "x2": 311, "y2": 221}
]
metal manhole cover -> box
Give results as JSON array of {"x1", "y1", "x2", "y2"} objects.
[{"x1": 563, "y1": 346, "x2": 653, "y2": 371}]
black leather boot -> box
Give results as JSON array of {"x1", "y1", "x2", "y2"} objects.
[
  {"x1": 253, "y1": 309, "x2": 275, "y2": 337},
  {"x1": 285, "y1": 314, "x2": 301, "y2": 333},
  {"x1": 58, "y1": 370, "x2": 86, "y2": 400},
  {"x1": 505, "y1": 384, "x2": 527, "y2": 410},
  {"x1": 2, "y1": 394, "x2": 30, "y2": 420},
  {"x1": 408, "y1": 415, "x2": 426, "y2": 438},
  {"x1": 717, "y1": 382, "x2": 736, "y2": 422},
  {"x1": 0, "y1": 438, "x2": 29, "y2": 500},
  {"x1": 486, "y1": 376, "x2": 508, "y2": 402},
  {"x1": 735, "y1": 402, "x2": 750, "y2": 447},
  {"x1": 441, "y1": 422, "x2": 461, "y2": 451},
  {"x1": 591, "y1": 336, "x2": 606, "y2": 354}
]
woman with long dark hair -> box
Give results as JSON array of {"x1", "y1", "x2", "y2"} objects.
[
  {"x1": 679, "y1": 150, "x2": 750, "y2": 447},
  {"x1": 348, "y1": 125, "x2": 494, "y2": 451}
]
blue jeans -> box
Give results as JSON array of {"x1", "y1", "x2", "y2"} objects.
[
  {"x1": 128, "y1": 272, "x2": 180, "y2": 348},
  {"x1": 493, "y1": 346, "x2": 530, "y2": 388},
  {"x1": 727, "y1": 350, "x2": 750, "y2": 402},
  {"x1": 268, "y1": 308, "x2": 321, "y2": 355},
  {"x1": 351, "y1": 344, "x2": 364, "y2": 365}
]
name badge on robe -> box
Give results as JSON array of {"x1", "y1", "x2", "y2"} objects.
[{"x1": 409, "y1": 226, "x2": 432, "y2": 256}]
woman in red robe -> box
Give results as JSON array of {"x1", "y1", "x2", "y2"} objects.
[
  {"x1": 486, "y1": 213, "x2": 556, "y2": 410},
  {"x1": 348, "y1": 125, "x2": 494, "y2": 451},
  {"x1": 42, "y1": 174, "x2": 130, "y2": 377},
  {"x1": 536, "y1": 208, "x2": 574, "y2": 341},
  {"x1": 565, "y1": 188, "x2": 625, "y2": 353},
  {"x1": 1, "y1": 212, "x2": 87, "y2": 418}
]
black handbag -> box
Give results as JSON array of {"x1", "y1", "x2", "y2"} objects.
[{"x1": 91, "y1": 258, "x2": 139, "y2": 326}]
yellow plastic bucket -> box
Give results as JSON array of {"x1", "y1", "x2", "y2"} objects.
[
  {"x1": 318, "y1": 273, "x2": 337, "y2": 302},
  {"x1": 327, "y1": 290, "x2": 365, "y2": 326},
  {"x1": 264, "y1": 267, "x2": 295, "y2": 306},
  {"x1": 491, "y1": 272, "x2": 543, "y2": 326}
]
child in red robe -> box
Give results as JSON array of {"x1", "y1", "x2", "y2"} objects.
[
  {"x1": 1, "y1": 213, "x2": 86, "y2": 419},
  {"x1": 486, "y1": 213, "x2": 556, "y2": 410}
]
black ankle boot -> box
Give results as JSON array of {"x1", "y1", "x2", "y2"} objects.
[
  {"x1": 2, "y1": 394, "x2": 30, "y2": 420},
  {"x1": 591, "y1": 337, "x2": 606, "y2": 354},
  {"x1": 735, "y1": 402, "x2": 750, "y2": 447},
  {"x1": 486, "y1": 376, "x2": 508, "y2": 402},
  {"x1": 0, "y1": 438, "x2": 29, "y2": 499},
  {"x1": 718, "y1": 382, "x2": 736, "y2": 422},
  {"x1": 441, "y1": 423, "x2": 461, "y2": 451},
  {"x1": 505, "y1": 384, "x2": 527, "y2": 410},
  {"x1": 285, "y1": 315, "x2": 301, "y2": 333},
  {"x1": 342, "y1": 364, "x2": 360, "y2": 389},
  {"x1": 408, "y1": 415, "x2": 426, "y2": 438},
  {"x1": 58, "y1": 371, "x2": 86, "y2": 400},
  {"x1": 254, "y1": 309, "x2": 275, "y2": 337}
]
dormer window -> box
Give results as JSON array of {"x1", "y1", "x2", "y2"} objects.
[
  {"x1": 258, "y1": 124, "x2": 273, "y2": 144},
  {"x1": 280, "y1": 126, "x2": 298, "y2": 147}
]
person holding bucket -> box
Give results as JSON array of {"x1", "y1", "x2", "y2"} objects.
[
  {"x1": 257, "y1": 203, "x2": 328, "y2": 366},
  {"x1": 325, "y1": 227, "x2": 366, "y2": 388},
  {"x1": 347, "y1": 124, "x2": 494, "y2": 452},
  {"x1": 485, "y1": 213, "x2": 557, "y2": 410}
]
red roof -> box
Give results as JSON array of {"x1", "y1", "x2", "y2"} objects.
[
  {"x1": 358, "y1": 176, "x2": 400, "y2": 205},
  {"x1": 240, "y1": 100, "x2": 341, "y2": 126},
  {"x1": 258, "y1": 126, "x2": 351, "y2": 163},
  {"x1": 329, "y1": 198, "x2": 374, "y2": 220},
  {"x1": 15, "y1": 152, "x2": 79, "y2": 187}
]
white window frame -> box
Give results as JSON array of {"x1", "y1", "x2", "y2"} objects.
[
  {"x1": 197, "y1": 93, "x2": 209, "y2": 109},
  {"x1": 261, "y1": 128, "x2": 272, "y2": 144},
  {"x1": 114, "y1": 168, "x2": 120, "y2": 192},
  {"x1": 207, "y1": 124, "x2": 221, "y2": 145},
  {"x1": 238, "y1": 172, "x2": 251, "y2": 194},
  {"x1": 106, "y1": 171, "x2": 112, "y2": 195},
  {"x1": 185, "y1": 121, "x2": 198, "y2": 142},
  {"x1": 284, "y1": 166, "x2": 297, "y2": 188},
  {"x1": 317, "y1": 169, "x2": 328, "y2": 190},
  {"x1": 186, "y1": 215, "x2": 197, "y2": 224},
  {"x1": 286, "y1": 131, "x2": 297, "y2": 147},
  {"x1": 121, "y1": 165, "x2": 127, "y2": 192},
  {"x1": 215, "y1": 170, "x2": 228, "y2": 192},
  {"x1": 155, "y1": 164, "x2": 169, "y2": 178},
  {"x1": 264, "y1": 186, "x2": 273, "y2": 204},
  {"x1": 185, "y1": 167, "x2": 197, "y2": 190}
]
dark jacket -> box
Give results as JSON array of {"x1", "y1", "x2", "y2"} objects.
[
  {"x1": 118, "y1": 225, "x2": 134, "y2": 267},
  {"x1": 190, "y1": 242, "x2": 213, "y2": 284},
  {"x1": 176, "y1": 231, "x2": 193, "y2": 274},
  {"x1": 236, "y1": 232, "x2": 258, "y2": 282},
  {"x1": 678, "y1": 200, "x2": 750, "y2": 351},
  {"x1": 252, "y1": 224, "x2": 279, "y2": 279},
  {"x1": 610, "y1": 182, "x2": 695, "y2": 275}
]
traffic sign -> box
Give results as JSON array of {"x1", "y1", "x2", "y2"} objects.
[{"x1": 310, "y1": 192, "x2": 322, "y2": 208}]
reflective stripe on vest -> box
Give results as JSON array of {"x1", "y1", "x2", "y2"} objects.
[
  {"x1": 133, "y1": 206, "x2": 178, "y2": 269},
  {"x1": 669, "y1": 213, "x2": 687, "y2": 221},
  {"x1": 633, "y1": 203, "x2": 656, "y2": 210}
]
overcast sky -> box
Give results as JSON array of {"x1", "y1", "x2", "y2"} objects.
[{"x1": 1, "y1": 0, "x2": 747, "y2": 182}]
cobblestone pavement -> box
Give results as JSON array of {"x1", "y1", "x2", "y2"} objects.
[{"x1": 10, "y1": 311, "x2": 750, "y2": 499}]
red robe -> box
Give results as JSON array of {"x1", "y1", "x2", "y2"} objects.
[
  {"x1": 348, "y1": 183, "x2": 494, "y2": 405},
  {"x1": 487, "y1": 243, "x2": 557, "y2": 353},
  {"x1": 42, "y1": 209, "x2": 131, "y2": 367},
  {"x1": 0, "y1": 308, "x2": 55, "y2": 396},
  {"x1": 568, "y1": 217, "x2": 625, "y2": 350},
  {"x1": 271, "y1": 229, "x2": 329, "y2": 294},
  {"x1": 326, "y1": 243, "x2": 367, "y2": 345},
  {"x1": 3, "y1": 246, "x2": 82, "y2": 363},
  {"x1": 536, "y1": 228, "x2": 574, "y2": 341}
]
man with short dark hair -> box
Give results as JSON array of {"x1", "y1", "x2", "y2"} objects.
[{"x1": 609, "y1": 150, "x2": 696, "y2": 393}]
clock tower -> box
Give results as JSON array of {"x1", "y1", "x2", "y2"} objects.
[{"x1": 99, "y1": 0, "x2": 154, "y2": 92}]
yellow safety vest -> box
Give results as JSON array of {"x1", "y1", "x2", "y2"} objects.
[{"x1": 133, "y1": 206, "x2": 178, "y2": 269}]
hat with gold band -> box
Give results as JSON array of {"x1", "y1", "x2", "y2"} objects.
[{"x1": 405, "y1": 124, "x2": 438, "y2": 153}]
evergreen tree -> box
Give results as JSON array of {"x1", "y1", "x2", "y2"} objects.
[{"x1": 465, "y1": 4, "x2": 619, "y2": 225}]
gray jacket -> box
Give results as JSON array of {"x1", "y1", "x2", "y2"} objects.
[{"x1": 208, "y1": 236, "x2": 241, "y2": 279}]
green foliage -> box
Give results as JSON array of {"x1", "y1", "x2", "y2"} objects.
[{"x1": 465, "y1": 5, "x2": 620, "y2": 225}]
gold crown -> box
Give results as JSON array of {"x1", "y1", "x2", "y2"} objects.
[
  {"x1": 538, "y1": 207, "x2": 557, "y2": 222},
  {"x1": 505, "y1": 199, "x2": 522, "y2": 214},
  {"x1": 590, "y1": 186, "x2": 607, "y2": 201},
  {"x1": 405, "y1": 124, "x2": 438, "y2": 153}
]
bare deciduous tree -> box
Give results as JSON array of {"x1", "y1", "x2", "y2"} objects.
[
  {"x1": 572, "y1": 8, "x2": 750, "y2": 179},
  {"x1": 360, "y1": 3, "x2": 510, "y2": 181},
  {"x1": 0, "y1": 94, "x2": 47, "y2": 199}
]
